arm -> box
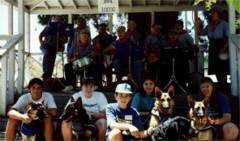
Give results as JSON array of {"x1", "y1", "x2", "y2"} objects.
[
  {"x1": 131, "y1": 93, "x2": 141, "y2": 111},
  {"x1": 139, "y1": 127, "x2": 155, "y2": 138},
  {"x1": 46, "y1": 93, "x2": 57, "y2": 117},
  {"x1": 39, "y1": 27, "x2": 48, "y2": 45},
  {"x1": 7, "y1": 109, "x2": 32, "y2": 124},
  {"x1": 91, "y1": 110, "x2": 106, "y2": 119},
  {"x1": 209, "y1": 93, "x2": 231, "y2": 125},
  {"x1": 209, "y1": 113, "x2": 231, "y2": 125}
]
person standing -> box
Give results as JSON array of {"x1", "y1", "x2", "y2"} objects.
[
  {"x1": 39, "y1": 15, "x2": 67, "y2": 79},
  {"x1": 198, "y1": 8, "x2": 229, "y2": 93}
]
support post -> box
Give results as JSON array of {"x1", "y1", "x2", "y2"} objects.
[
  {"x1": 228, "y1": 6, "x2": 237, "y2": 96},
  {"x1": 108, "y1": 13, "x2": 113, "y2": 34},
  {"x1": 8, "y1": 3, "x2": 15, "y2": 105},
  {"x1": 17, "y1": 0, "x2": 25, "y2": 94},
  {"x1": 151, "y1": 12, "x2": 155, "y2": 25}
]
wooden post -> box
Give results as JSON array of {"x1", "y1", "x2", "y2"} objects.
[
  {"x1": 17, "y1": 0, "x2": 25, "y2": 94},
  {"x1": 108, "y1": 13, "x2": 113, "y2": 34},
  {"x1": 7, "y1": 2, "x2": 15, "y2": 105},
  {"x1": 228, "y1": 6, "x2": 237, "y2": 96},
  {"x1": 151, "y1": 11, "x2": 155, "y2": 25}
]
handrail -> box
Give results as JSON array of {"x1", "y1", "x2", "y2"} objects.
[
  {"x1": 0, "y1": 34, "x2": 23, "y2": 58},
  {"x1": 0, "y1": 34, "x2": 23, "y2": 116}
]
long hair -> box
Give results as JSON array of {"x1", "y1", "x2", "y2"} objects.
[{"x1": 199, "y1": 77, "x2": 218, "y2": 106}]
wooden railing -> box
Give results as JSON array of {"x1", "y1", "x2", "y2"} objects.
[{"x1": 0, "y1": 34, "x2": 23, "y2": 116}]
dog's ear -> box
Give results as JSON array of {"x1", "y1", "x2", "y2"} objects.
[
  {"x1": 70, "y1": 96, "x2": 75, "y2": 103},
  {"x1": 28, "y1": 102, "x2": 34, "y2": 106},
  {"x1": 167, "y1": 85, "x2": 175, "y2": 98},
  {"x1": 76, "y1": 97, "x2": 82, "y2": 105},
  {"x1": 155, "y1": 86, "x2": 162, "y2": 98},
  {"x1": 202, "y1": 99, "x2": 209, "y2": 108},
  {"x1": 187, "y1": 96, "x2": 195, "y2": 108}
]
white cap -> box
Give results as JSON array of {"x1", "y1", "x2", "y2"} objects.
[{"x1": 115, "y1": 83, "x2": 132, "y2": 94}]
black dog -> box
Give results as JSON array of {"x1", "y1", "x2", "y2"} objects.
[
  {"x1": 20, "y1": 101, "x2": 47, "y2": 141},
  {"x1": 152, "y1": 116, "x2": 197, "y2": 140},
  {"x1": 61, "y1": 97, "x2": 97, "y2": 140}
]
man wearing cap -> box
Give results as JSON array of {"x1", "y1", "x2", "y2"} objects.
[
  {"x1": 67, "y1": 16, "x2": 91, "y2": 52},
  {"x1": 105, "y1": 83, "x2": 154, "y2": 141},
  {"x1": 63, "y1": 29, "x2": 93, "y2": 92}
]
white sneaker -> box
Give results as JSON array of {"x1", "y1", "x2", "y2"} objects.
[{"x1": 63, "y1": 85, "x2": 74, "y2": 93}]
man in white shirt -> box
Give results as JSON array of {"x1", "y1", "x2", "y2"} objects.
[
  {"x1": 5, "y1": 78, "x2": 57, "y2": 141},
  {"x1": 62, "y1": 77, "x2": 108, "y2": 140}
]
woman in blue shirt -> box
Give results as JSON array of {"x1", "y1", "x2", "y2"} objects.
[
  {"x1": 131, "y1": 75, "x2": 156, "y2": 112},
  {"x1": 131, "y1": 74, "x2": 156, "y2": 128}
]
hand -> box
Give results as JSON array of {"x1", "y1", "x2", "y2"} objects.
[
  {"x1": 129, "y1": 125, "x2": 140, "y2": 138},
  {"x1": 147, "y1": 127, "x2": 154, "y2": 136},
  {"x1": 208, "y1": 117, "x2": 220, "y2": 125},
  {"x1": 21, "y1": 114, "x2": 32, "y2": 124}
]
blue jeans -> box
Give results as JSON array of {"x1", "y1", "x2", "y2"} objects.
[
  {"x1": 133, "y1": 60, "x2": 143, "y2": 86},
  {"x1": 41, "y1": 45, "x2": 57, "y2": 78},
  {"x1": 113, "y1": 59, "x2": 128, "y2": 82}
]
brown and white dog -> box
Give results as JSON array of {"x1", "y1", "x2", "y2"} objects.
[
  {"x1": 189, "y1": 100, "x2": 215, "y2": 141},
  {"x1": 149, "y1": 85, "x2": 175, "y2": 129}
]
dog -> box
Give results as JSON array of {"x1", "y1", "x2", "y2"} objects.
[
  {"x1": 61, "y1": 96, "x2": 97, "y2": 140},
  {"x1": 189, "y1": 100, "x2": 216, "y2": 140},
  {"x1": 20, "y1": 101, "x2": 47, "y2": 141},
  {"x1": 152, "y1": 116, "x2": 193, "y2": 140},
  {"x1": 149, "y1": 85, "x2": 175, "y2": 129}
]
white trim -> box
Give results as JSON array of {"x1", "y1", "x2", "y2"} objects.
[{"x1": 30, "y1": 5, "x2": 205, "y2": 15}]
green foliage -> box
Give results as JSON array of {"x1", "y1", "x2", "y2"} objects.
[
  {"x1": 226, "y1": 0, "x2": 240, "y2": 13},
  {"x1": 193, "y1": 0, "x2": 217, "y2": 11}
]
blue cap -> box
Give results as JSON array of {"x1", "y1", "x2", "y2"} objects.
[{"x1": 115, "y1": 83, "x2": 132, "y2": 94}]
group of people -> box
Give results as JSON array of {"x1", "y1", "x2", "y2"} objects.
[
  {"x1": 38, "y1": 7, "x2": 230, "y2": 95},
  {"x1": 5, "y1": 7, "x2": 236, "y2": 140},
  {"x1": 5, "y1": 75, "x2": 239, "y2": 141},
  {"x1": 38, "y1": 14, "x2": 197, "y2": 93}
]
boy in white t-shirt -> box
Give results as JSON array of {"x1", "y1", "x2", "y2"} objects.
[
  {"x1": 5, "y1": 78, "x2": 57, "y2": 141},
  {"x1": 62, "y1": 77, "x2": 108, "y2": 140}
]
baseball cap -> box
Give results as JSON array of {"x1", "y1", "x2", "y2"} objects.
[
  {"x1": 80, "y1": 29, "x2": 90, "y2": 35},
  {"x1": 115, "y1": 83, "x2": 132, "y2": 94}
]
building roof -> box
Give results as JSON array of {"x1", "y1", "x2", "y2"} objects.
[{"x1": 4, "y1": 0, "x2": 227, "y2": 15}]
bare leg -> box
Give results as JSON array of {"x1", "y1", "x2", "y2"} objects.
[
  {"x1": 44, "y1": 116, "x2": 54, "y2": 141},
  {"x1": 61, "y1": 120, "x2": 73, "y2": 141},
  {"x1": 108, "y1": 128, "x2": 122, "y2": 141},
  {"x1": 95, "y1": 118, "x2": 107, "y2": 141},
  {"x1": 5, "y1": 118, "x2": 19, "y2": 141}
]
